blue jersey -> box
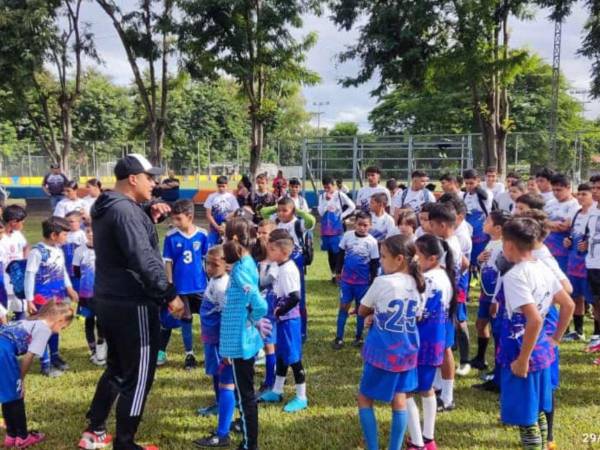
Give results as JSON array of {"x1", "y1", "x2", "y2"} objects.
[
  {"x1": 339, "y1": 231, "x2": 379, "y2": 285},
  {"x1": 360, "y1": 273, "x2": 421, "y2": 372},
  {"x1": 73, "y1": 245, "x2": 95, "y2": 299},
  {"x1": 163, "y1": 227, "x2": 208, "y2": 295},
  {"x1": 200, "y1": 273, "x2": 229, "y2": 344},
  {"x1": 27, "y1": 243, "x2": 69, "y2": 303}
]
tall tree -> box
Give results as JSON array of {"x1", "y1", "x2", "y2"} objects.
[
  {"x1": 177, "y1": 0, "x2": 321, "y2": 177},
  {"x1": 95, "y1": 0, "x2": 173, "y2": 165}
]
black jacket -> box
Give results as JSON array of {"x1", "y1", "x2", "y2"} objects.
[{"x1": 91, "y1": 190, "x2": 176, "y2": 304}]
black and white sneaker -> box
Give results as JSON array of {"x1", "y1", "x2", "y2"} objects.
[
  {"x1": 51, "y1": 355, "x2": 69, "y2": 371},
  {"x1": 184, "y1": 354, "x2": 198, "y2": 370},
  {"x1": 331, "y1": 338, "x2": 344, "y2": 350},
  {"x1": 193, "y1": 433, "x2": 231, "y2": 448}
]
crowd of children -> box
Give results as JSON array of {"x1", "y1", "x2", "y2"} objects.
[{"x1": 1, "y1": 165, "x2": 599, "y2": 450}]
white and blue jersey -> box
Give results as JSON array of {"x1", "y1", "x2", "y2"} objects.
[
  {"x1": 370, "y1": 212, "x2": 397, "y2": 243},
  {"x1": 397, "y1": 188, "x2": 436, "y2": 214},
  {"x1": 317, "y1": 191, "x2": 355, "y2": 237},
  {"x1": 339, "y1": 231, "x2": 379, "y2": 285},
  {"x1": 464, "y1": 190, "x2": 492, "y2": 263},
  {"x1": 73, "y1": 245, "x2": 95, "y2": 299},
  {"x1": 26, "y1": 243, "x2": 71, "y2": 304},
  {"x1": 63, "y1": 229, "x2": 86, "y2": 282},
  {"x1": 543, "y1": 197, "x2": 580, "y2": 268},
  {"x1": 355, "y1": 185, "x2": 391, "y2": 213},
  {"x1": 360, "y1": 272, "x2": 421, "y2": 372},
  {"x1": 480, "y1": 240, "x2": 503, "y2": 298},
  {"x1": 163, "y1": 227, "x2": 208, "y2": 295},
  {"x1": 274, "y1": 259, "x2": 303, "y2": 365},
  {"x1": 200, "y1": 273, "x2": 229, "y2": 345},
  {"x1": 204, "y1": 192, "x2": 239, "y2": 247}
]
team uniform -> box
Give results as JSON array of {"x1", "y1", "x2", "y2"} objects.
[
  {"x1": 54, "y1": 197, "x2": 87, "y2": 218},
  {"x1": 540, "y1": 191, "x2": 556, "y2": 204},
  {"x1": 0, "y1": 244, "x2": 8, "y2": 311},
  {"x1": 63, "y1": 230, "x2": 86, "y2": 292},
  {"x1": 487, "y1": 182, "x2": 505, "y2": 199},
  {"x1": 585, "y1": 207, "x2": 600, "y2": 303},
  {"x1": 369, "y1": 212, "x2": 397, "y2": 243},
  {"x1": 317, "y1": 191, "x2": 355, "y2": 253},
  {"x1": 1, "y1": 231, "x2": 28, "y2": 315},
  {"x1": 204, "y1": 192, "x2": 239, "y2": 247},
  {"x1": 444, "y1": 235, "x2": 466, "y2": 321},
  {"x1": 274, "y1": 260, "x2": 303, "y2": 368},
  {"x1": 355, "y1": 185, "x2": 391, "y2": 213},
  {"x1": 289, "y1": 195, "x2": 310, "y2": 212},
  {"x1": 567, "y1": 209, "x2": 593, "y2": 303},
  {"x1": 495, "y1": 191, "x2": 514, "y2": 214},
  {"x1": 73, "y1": 244, "x2": 96, "y2": 318},
  {"x1": 390, "y1": 189, "x2": 405, "y2": 217},
  {"x1": 463, "y1": 189, "x2": 493, "y2": 265},
  {"x1": 478, "y1": 240, "x2": 503, "y2": 320},
  {"x1": 397, "y1": 188, "x2": 436, "y2": 215},
  {"x1": 498, "y1": 261, "x2": 561, "y2": 426},
  {"x1": 259, "y1": 261, "x2": 279, "y2": 347},
  {"x1": 544, "y1": 197, "x2": 580, "y2": 272}
]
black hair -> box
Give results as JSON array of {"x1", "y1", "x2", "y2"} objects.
[
  {"x1": 65, "y1": 180, "x2": 78, "y2": 190},
  {"x1": 517, "y1": 209, "x2": 549, "y2": 240},
  {"x1": 216, "y1": 175, "x2": 228, "y2": 185},
  {"x1": 462, "y1": 169, "x2": 479, "y2": 180},
  {"x1": 172, "y1": 199, "x2": 195, "y2": 216},
  {"x1": 485, "y1": 166, "x2": 497, "y2": 174},
  {"x1": 428, "y1": 203, "x2": 457, "y2": 226},
  {"x1": 425, "y1": 183, "x2": 436, "y2": 192},
  {"x1": 65, "y1": 210, "x2": 82, "y2": 219},
  {"x1": 251, "y1": 236, "x2": 269, "y2": 262},
  {"x1": 354, "y1": 210, "x2": 372, "y2": 223},
  {"x1": 415, "y1": 234, "x2": 457, "y2": 315},
  {"x1": 438, "y1": 193, "x2": 467, "y2": 216},
  {"x1": 396, "y1": 209, "x2": 418, "y2": 230},
  {"x1": 515, "y1": 193, "x2": 545, "y2": 211},
  {"x1": 241, "y1": 174, "x2": 252, "y2": 190},
  {"x1": 268, "y1": 229, "x2": 295, "y2": 252},
  {"x1": 2, "y1": 204, "x2": 27, "y2": 223},
  {"x1": 223, "y1": 217, "x2": 256, "y2": 264},
  {"x1": 411, "y1": 170, "x2": 427, "y2": 179},
  {"x1": 550, "y1": 173, "x2": 571, "y2": 188},
  {"x1": 42, "y1": 216, "x2": 70, "y2": 238},
  {"x1": 419, "y1": 202, "x2": 436, "y2": 214},
  {"x1": 506, "y1": 171, "x2": 521, "y2": 180},
  {"x1": 578, "y1": 182, "x2": 592, "y2": 192},
  {"x1": 365, "y1": 166, "x2": 381, "y2": 175},
  {"x1": 277, "y1": 196, "x2": 296, "y2": 210},
  {"x1": 322, "y1": 175, "x2": 334, "y2": 186},
  {"x1": 86, "y1": 178, "x2": 102, "y2": 189},
  {"x1": 289, "y1": 177, "x2": 301, "y2": 186},
  {"x1": 489, "y1": 210, "x2": 511, "y2": 228},
  {"x1": 589, "y1": 174, "x2": 600, "y2": 184},
  {"x1": 371, "y1": 192, "x2": 388, "y2": 206},
  {"x1": 440, "y1": 173, "x2": 458, "y2": 183},
  {"x1": 256, "y1": 173, "x2": 268, "y2": 181},
  {"x1": 386, "y1": 178, "x2": 398, "y2": 192},
  {"x1": 502, "y1": 217, "x2": 541, "y2": 251},
  {"x1": 535, "y1": 167, "x2": 555, "y2": 181},
  {"x1": 381, "y1": 234, "x2": 425, "y2": 293}
]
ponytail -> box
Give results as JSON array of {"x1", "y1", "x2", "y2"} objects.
[
  {"x1": 409, "y1": 258, "x2": 426, "y2": 294},
  {"x1": 382, "y1": 234, "x2": 425, "y2": 293},
  {"x1": 439, "y1": 239, "x2": 458, "y2": 316}
]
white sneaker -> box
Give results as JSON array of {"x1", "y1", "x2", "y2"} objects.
[
  {"x1": 95, "y1": 342, "x2": 107, "y2": 363},
  {"x1": 89, "y1": 354, "x2": 106, "y2": 367},
  {"x1": 456, "y1": 363, "x2": 471, "y2": 376}
]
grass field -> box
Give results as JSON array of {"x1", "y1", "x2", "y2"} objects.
[{"x1": 10, "y1": 215, "x2": 600, "y2": 450}]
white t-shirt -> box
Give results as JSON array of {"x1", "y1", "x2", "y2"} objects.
[
  {"x1": 421, "y1": 267, "x2": 453, "y2": 317},
  {"x1": 540, "y1": 191, "x2": 556, "y2": 204},
  {"x1": 204, "y1": 273, "x2": 229, "y2": 309},
  {"x1": 14, "y1": 320, "x2": 53, "y2": 357},
  {"x1": 443, "y1": 235, "x2": 463, "y2": 273},
  {"x1": 67, "y1": 229, "x2": 87, "y2": 247},
  {"x1": 496, "y1": 191, "x2": 514, "y2": 213},
  {"x1": 486, "y1": 182, "x2": 505, "y2": 199},
  {"x1": 397, "y1": 188, "x2": 436, "y2": 214},
  {"x1": 82, "y1": 195, "x2": 97, "y2": 215},
  {"x1": 361, "y1": 272, "x2": 422, "y2": 315},
  {"x1": 356, "y1": 185, "x2": 392, "y2": 213},
  {"x1": 544, "y1": 197, "x2": 580, "y2": 224},
  {"x1": 532, "y1": 245, "x2": 568, "y2": 281},
  {"x1": 72, "y1": 244, "x2": 95, "y2": 269},
  {"x1": 273, "y1": 259, "x2": 301, "y2": 299},
  {"x1": 370, "y1": 212, "x2": 397, "y2": 242},
  {"x1": 204, "y1": 192, "x2": 240, "y2": 220},
  {"x1": 455, "y1": 221, "x2": 473, "y2": 264},
  {"x1": 503, "y1": 260, "x2": 562, "y2": 319},
  {"x1": 274, "y1": 217, "x2": 306, "y2": 249},
  {"x1": 390, "y1": 189, "x2": 405, "y2": 216},
  {"x1": 317, "y1": 191, "x2": 355, "y2": 220},
  {"x1": 586, "y1": 207, "x2": 600, "y2": 269},
  {"x1": 54, "y1": 198, "x2": 87, "y2": 218},
  {"x1": 290, "y1": 195, "x2": 310, "y2": 212},
  {"x1": 464, "y1": 189, "x2": 493, "y2": 215},
  {"x1": 0, "y1": 231, "x2": 27, "y2": 263}
]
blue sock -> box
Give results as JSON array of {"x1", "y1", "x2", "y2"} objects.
[
  {"x1": 356, "y1": 316, "x2": 365, "y2": 340},
  {"x1": 389, "y1": 410, "x2": 408, "y2": 450},
  {"x1": 212, "y1": 375, "x2": 220, "y2": 403},
  {"x1": 41, "y1": 346, "x2": 50, "y2": 369},
  {"x1": 181, "y1": 320, "x2": 193, "y2": 353},
  {"x1": 217, "y1": 388, "x2": 235, "y2": 439},
  {"x1": 13, "y1": 311, "x2": 25, "y2": 321},
  {"x1": 359, "y1": 407, "x2": 378, "y2": 450},
  {"x1": 264, "y1": 353, "x2": 276, "y2": 388},
  {"x1": 48, "y1": 333, "x2": 59, "y2": 358},
  {"x1": 336, "y1": 309, "x2": 349, "y2": 340}
]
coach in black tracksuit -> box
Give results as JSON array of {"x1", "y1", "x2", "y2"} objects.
[{"x1": 82, "y1": 154, "x2": 184, "y2": 450}]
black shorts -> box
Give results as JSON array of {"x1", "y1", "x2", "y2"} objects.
[
  {"x1": 180, "y1": 293, "x2": 203, "y2": 319},
  {"x1": 588, "y1": 269, "x2": 600, "y2": 297}
]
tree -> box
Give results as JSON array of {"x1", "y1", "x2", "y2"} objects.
[
  {"x1": 177, "y1": 0, "x2": 321, "y2": 177},
  {"x1": 0, "y1": 0, "x2": 97, "y2": 173},
  {"x1": 329, "y1": 0, "x2": 569, "y2": 175},
  {"x1": 95, "y1": 0, "x2": 174, "y2": 165},
  {"x1": 328, "y1": 121, "x2": 359, "y2": 137}
]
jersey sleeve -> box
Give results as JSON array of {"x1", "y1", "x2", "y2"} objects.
[
  {"x1": 360, "y1": 277, "x2": 383, "y2": 308},
  {"x1": 279, "y1": 264, "x2": 301, "y2": 296},
  {"x1": 72, "y1": 246, "x2": 83, "y2": 267},
  {"x1": 162, "y1": 234, "x2": 174, "y2": 261},
  {"x1": 340, "y1": 192, "x2": 356, "y2": 218},
  {"x1": 369, "y1": 238, "x2": 380, "y2": 260},
  {"x1": 54, "y1": 201, "x2": 66, "y2": 218},
  {"x1": 228, "y1": 194, "x2": 240, "y2": 212},
  {"x1": 25, "y1": 248, "x2": 42, "y2": 273},
  {"x1": 28, "y1": 323, "x2": 53, "y2": 357},
  {"x1": 204, "y1": 194, "x2": 214, "y2": 210},
  {"x1": 339, "y1": 233, "x2": 348, "y2": 251},
  {"x1": 503, "y1": 269, "x2": 535, "y2": 312}
]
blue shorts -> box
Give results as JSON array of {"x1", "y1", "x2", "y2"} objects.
[
  {"x1": 477, "y1": 297, "x2": 492, "y2": 320},
  {"x1": 207, "y1": 229, "x2": 222, "y2": 249},
  {"x1": 0, "y1": 339, "x2": 22, "y2": 403},
  {"x1": 570, "y1": 276, "x2": 593, "y2": 303},
  {"x1": 218, "y1": 362, "x2": 234, "y2": 385},
  {"x1": 160, "y1": 307, "x2": 182, "y2": 330},
  {"x1": 500, "y1": 366, "x2": 553, "y2": 426},
  {"x1": 340, "y1": 282, "x2": 370, "y2": 306},
  {"x1": 471, "y1": 238, "x2": 489, "y2": 266},
  {"x1": 359, "y1": 363, "x2": 418, "y2": 402},
  {"x1": 263, "y1": 317, "x2": 277, "y2": 345},
  {"x1": 455, "y1": 303, "x2": 468, "y2": 323},
  {"x1": 550, "y1": 347, "x2": 560, "y2": 390},
  {"x1": 321, "y1": 235, "x2": 342, "y2": 253},
  {"x1": 204, "y1": 342, "x2": 221, "y2": 376},
  {"x1": 555, "y1": 255, "x2": 569, "y2": 274},
  {"x1": 445, "y1": 320, "x2": 455, "y2": 349},
  {"x1": 415, "y1": 365, "x2": 437, "y2": 392},
  {"x1": 276, "y1": 318, "x2": 302, "y2": 366}
]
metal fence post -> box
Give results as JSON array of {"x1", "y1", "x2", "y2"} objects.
[
  {"x1": 407, "y1": 135, "x2": 414, "y2": 179},
  {"x1": 467, "y1": 134, "x2": 473, "y2": 169},
  {"x1": 301, "y1": 139, "x2": 307, "y2": 196},
  {"x1": 27, "y1": 144, "x2": 32, "y2": 178},
  {"x1": 197, "y1": 140, "x2": 201, "y2": 188},
  {"x1": 352, "y1": 136, "x2": 358, "y2": 201}
]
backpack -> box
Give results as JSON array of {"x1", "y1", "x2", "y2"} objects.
[
  {"x1": 400, "y1": 189, "x2": 432, "y2": 211},
  {"x1": 277, "y1": 217, "x2": 314, "y2": 267},
  {"x1": 6, "y1": 244, "x2": 50, "y2": 300},
  {"x1": 464, "y1": 189, "x2": 498, "y2": 217}
]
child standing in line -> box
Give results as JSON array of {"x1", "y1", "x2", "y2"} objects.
[
  {"x1": 258, "y1": 230, "x2": 308, "y2": 413},
  {"x1": 286, "y1": 178, "x2": 310, "y2": 212},
  {"x1": 1, "y1": 205, "x2": 29, "y2": 319},
  {"x1": 161, "y1": 199, "x2": 208, "y2": 369},
  {"x1": 462, "y1": 169, "x2": 493, "y2": 267},
  {"x1": 396, "y1": 209, "x2": 418, "y2": 242},
  {"x1": 63, "y1": 211, "x2": 87, "y2": 292},
  {"x1": 0, "y1": 302, "x2": 74, "y2": 448},
  {"x1": 72, "y1": 226, "x2": 105, "y2": 366},
  {"x1": 332, "y1": 212, "x2": 380, "y2": 350},
  {"x1": 53, "y1": 180, "x2": 87, "y2": 218},
  {"x1": 357, "y1": 234, "x2": 425, "y2": 450},
  {"x1": 204, "y1": 176, "x2": 240, "y2": 248},
  {"x1": 24, "y1": 217, "x2": 78, "y2": 377},
  {"x1": 356, "y1": 166, "x2": 391, "y2": 214},
  {"x1": 369, "y1": 193, "x2": 397, "y2": 243},
  {"x1": 406, "y1": 234, "x2": 457, "y2": 450},
  {"x1": 318, "y1": 176, "x2": 356, "y2": 283},
  {"x1": 498, "y1": 217, "x2": 574, "y2": 450}
]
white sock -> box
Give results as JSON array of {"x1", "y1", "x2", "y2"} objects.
[
  {"x1": 406, "y1": 397, "x2": 424, "y2": 447},
  {"x1": 422, "y1": 395, "x2": 437, "y2": 440},
  {"x1": 432, "y1": 368, "x2": 442, "y2": 391},
  {"x1": 440, "y1": 379, "x2": 454, "y2": 406},
  {"x1": 273, "y1": 376, "x2": 286, "y2": 394},
  {"x1": 185, "y1": 351, "x2": 194, "y2": 356},
  {"x1": 295, "y1": 383, "x2": 307, "y2": 400}
]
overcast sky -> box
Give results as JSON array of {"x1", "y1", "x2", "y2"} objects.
[{"x1": 83, "y1": 2, "x2": 599, "y2": 132}]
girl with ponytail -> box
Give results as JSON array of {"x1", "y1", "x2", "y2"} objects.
[
  {"x1": 405, "y1": 234, "x2": 457, "y2": 449},
  {"x1": 356, "y1": 234, "x2": 425, "y2": 450}
]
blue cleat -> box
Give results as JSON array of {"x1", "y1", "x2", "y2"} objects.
[
  {"x1": 197, "y1": 404, "x2": 219, "y2": 416},
  {"x1": 283, "y1": 396, "x2": 308, "y2": 413},
  {"x1": 257, "y1": 390, "x2": 283, "y2": 403}
]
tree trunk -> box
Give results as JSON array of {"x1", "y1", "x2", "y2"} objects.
[
  {"x1": 249, "y1": 112, "x2": 263, "y2": 178},
  {"x1": 149, "y1": 123, "x2": 160, "y2": 165}
]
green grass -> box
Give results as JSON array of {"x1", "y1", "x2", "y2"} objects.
[{"x1": 12, "y1": 216, "x2": 600, "y2": 449}]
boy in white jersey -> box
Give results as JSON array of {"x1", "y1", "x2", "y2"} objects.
[
  {"x1": 54, "y1": 180, "x2": 87, "y2": 218},
  {"x1": 204, "y1": 176, "x2": 240, "y2": 247},
  {"x1": 398, "y1": 170, "x2": 436, "y2": 216},
  {"x1": 485, "y1": 166, "x2": 505, "y2": 199},
  {"x1": 387, "y1": 178, "x2": 403, "y2": 217},
  {"x1": 1, "y1": 205, "x2": 29, "y2": 318},
  {"x1": 462, "y1": 169, "x2": 493, "y2": 266},
  {"x1": 369, "y1": 193, "x2": 396, "y2": 243},
  {"x1": 287, "y1": 178, "x2": 309, "y2": 212},
  {"x1": 355, "y1": 166, "x2": 391, "y2": 214},
  {"x1": 585, "y1": 175, "x2": 600, "y2": 347},
  {"x1": 535, "y1": 167, "x2": 556, "y2": 204}
]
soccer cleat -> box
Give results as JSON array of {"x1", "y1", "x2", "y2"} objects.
[
  {"x1": 456, "y1": 363, "x2": 471, "y2": 376},
  {"x1": 41, "y1": 366, "x2": 63, "y2": 378},
  {"x1": 472, "y1": 380, "x2": 500, "y2": 393},
  {"x1": 4, "y1": 435, "x2": 16, "y2": 448},
  {"x1": 563, "y1": 331, "x2": 585, "y2": 342},
  {"x1": 157, "y1": 350, "x2": 167, "y2": 366},
  {"x1": 406, "y1": 440, "x2": 425, "y2": 449},
  {"x1": 257, "y1": 390, "x2": 283, "y2": 403},
  {"x1": 15, "y1": 431, "x2": 45, "y2": 448},
  {"x1": 78, "y1": 430, "x2": 113, "y2": 449},
  {"x1": 283, "y1": 396, "x2": 308, "y2": 413},
  {"x1": 351, "y1": 337, "x2": 364, "y2": 348},
  {"x1": 436, "y1": 397, "x2": 456, "y2": 412},
  {"x1": 184, "y1": 354, "x2": 198, "y2": 370},
  {"x1": 196, "y1": 404, "x2": 219, "y2": 417},
  {"x1": 95, "y1": 342, "x2": 107, "y2": 363},
  {"x1": 89, "y1": 353, "x2": 106, "y2": 367},
  {"x1": 193, "y1": 433, "x2": 231, "y2": 448},
  {"x1": 330, "y1": 338, "x2": 344, "y2": 350},
  {"x1": 230, "y1": 418, "x2": 243, "y2": 434},
  {"x1": 424, "y1": 439, "x2": 438, "y2": 450},
  {"x1": 468, "y1": 358, "x2": 488, "y2": 371},
  {"x1": 51, "y1": 355, "x2": 69, "y2": 371}
]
